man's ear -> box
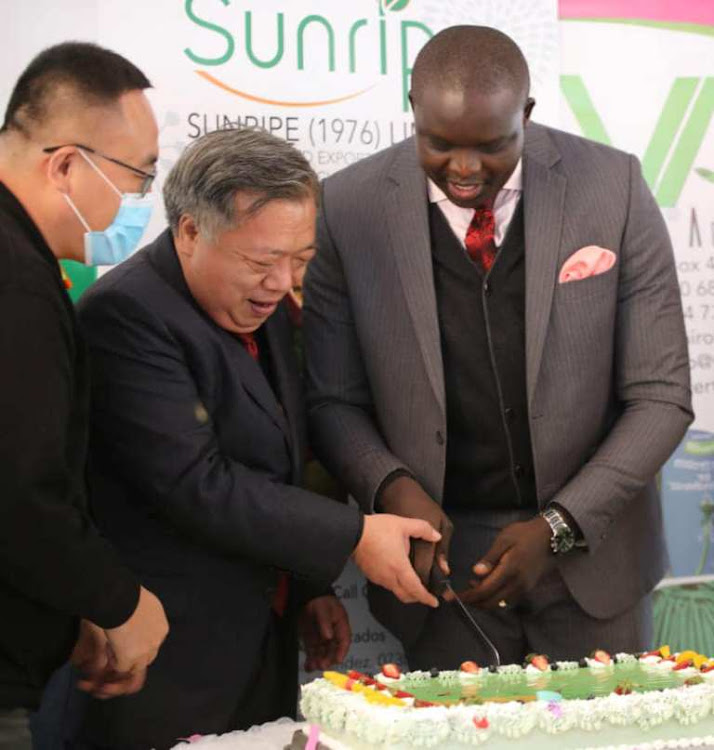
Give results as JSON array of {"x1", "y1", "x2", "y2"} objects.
[
  {"x1": 45, "y1": 147, "x2": 76, "y2": 195},
  {"x1": 174, "y1": 214, "x2": 200, "y2": 258},
  {"x1": 524, "y1": 97, "x2": 536, "y2": 122}
]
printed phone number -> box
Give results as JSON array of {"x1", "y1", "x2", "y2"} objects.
[{"x1": 680, "y1": 279, "x2": 714, "y2": 298}]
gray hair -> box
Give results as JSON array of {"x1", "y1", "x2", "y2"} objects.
[{"x1": 163, "y1": 128, "x2": 319, "y2": 237}]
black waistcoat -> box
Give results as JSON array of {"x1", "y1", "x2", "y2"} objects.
[{"x1": 429, "y1": 199, "x2": 537, "y2": 510}]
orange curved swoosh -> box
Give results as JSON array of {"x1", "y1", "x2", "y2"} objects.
[{"x1": 196, "y1": 70, "x2": 375, "y2": 107}]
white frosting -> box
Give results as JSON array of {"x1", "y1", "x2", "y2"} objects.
[
  {"x1": 584, "y1": 657, "x2": 613, "y2": 670},
  {"x1": 524, "y1": 663, "x2": 550, "y2": 675},
  {"x1": 615, "y1": 653, "x2": 637, "y2": 664},
  {"x1": 578, "y1": 737, "x2": 714, "y2": 750},
  {"x1": 641, "y1": 655, "x2": 665, "y2": 665},
  {"x1": 301, "y1": 654, "x2": 714, "y2": 749},
  {"x1": 555, "y1": 661, "x2": 579, "y2": 670},
  {"x1": 375, "y1": 673, "x2": 400, "y2": 685}
]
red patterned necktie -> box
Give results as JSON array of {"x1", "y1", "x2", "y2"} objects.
[
  {"x1": 237, "y1": 332, "x2": 259, "y2": 360},
  {"x1": 465, "y1": 202, "x2": 497, "y2": 273},
  {"x1": 237, "y1": 331, "x2": 290, "y2": 617}
]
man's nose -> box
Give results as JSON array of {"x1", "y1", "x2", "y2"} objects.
[
  {"x1": 450, "y1": 149, "x2": 482, "y2": 177},
  {"x1": 264, "y1": 256, "x2": 293, "y2": 292}
]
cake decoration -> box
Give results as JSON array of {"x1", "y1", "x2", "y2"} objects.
[{"x1": 299, "y1": 646, "x2": 714, "y2": 749}]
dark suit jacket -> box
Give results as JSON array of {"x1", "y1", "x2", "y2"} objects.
[{"x1": 76, "y1": 229, "x2": 361, "y2": 746}]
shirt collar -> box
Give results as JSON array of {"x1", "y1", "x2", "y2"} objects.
[
  {"x1": 0, "y1": 182, "x2": 60, "y2": 274},
  {"x1": 427, "y1": 158, "x2": 523, "y2": 204}
]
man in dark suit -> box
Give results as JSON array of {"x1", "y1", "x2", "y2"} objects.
[
  {"x1": 304, "y1": 26, "x2": 692, "y2": 669},
  {"x1": 0, "y1": 42, "x2": 170, "y2": 748},
  {"x1": 75, "y1": 127, "x2": 441, "y2": 749}
]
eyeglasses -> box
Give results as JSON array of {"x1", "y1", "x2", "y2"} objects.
[{"x1": 42, "y1": 143, "x2": 157, "y2": 197}]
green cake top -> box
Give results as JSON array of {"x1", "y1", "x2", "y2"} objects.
[{"x1": 332, "y1": 646, "x2": 714, "y2": 708}]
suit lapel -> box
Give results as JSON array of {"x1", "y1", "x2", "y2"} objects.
[
  {"x1": 235, "y1": 331, "x2": 291, "y2": 436},
  {"x1": 386, "y1": 140, "x2": 446, "y2": 413},
  {"x1": 263, "y1": 307, "x2": 302, "y2": 481},
  {"x1": 522, "y1": 124, "x2": 566, "y2": 406},
  {"x1": 148, "y1": 231, "x2": 291, "y2": 436}
]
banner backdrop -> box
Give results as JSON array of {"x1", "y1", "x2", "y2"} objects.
[
  {"x1": 2, "y1": 0, "x2": 713, "y2": 672},
  {"x1": 559, "y1": 0, "x2": 714, "y2": 654},
  {"x1": 96, "y1": 0, "x2": 560, "y2": 248}
]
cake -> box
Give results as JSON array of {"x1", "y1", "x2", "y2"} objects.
[{"x1": 298, "y1": 647, "x2": 714, "y2": 749}]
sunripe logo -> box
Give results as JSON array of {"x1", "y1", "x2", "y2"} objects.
[
  {"x1": 562, "y1": 75, "x2": 714, "y2": 207},
  {"x1": 183, "y1": 0, "x2": 430, "y2": 112}
]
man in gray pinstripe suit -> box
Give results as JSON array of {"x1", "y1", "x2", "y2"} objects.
[{"x1": 303, "y1": 25, "x2": 692, "y2": 669}]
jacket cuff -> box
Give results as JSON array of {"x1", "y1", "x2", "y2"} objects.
[
  {"x1": 84, "y1": 574, "x2": 141, "y2": 630},
  {"x1": 374, "y1": 469, "x2": 416, "y2": 512}
]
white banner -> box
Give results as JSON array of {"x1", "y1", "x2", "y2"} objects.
[{"x1": 88, "y1": 0, "x2": 560, "y2": 247}]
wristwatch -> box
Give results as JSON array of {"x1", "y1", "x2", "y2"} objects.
[{"x1": 541, "y1": 506, "x2": 577, "y2": 555}]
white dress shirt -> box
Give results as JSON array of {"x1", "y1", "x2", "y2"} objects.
[{"x1": 427, "y1": 159, "x2": 523, "y2": 249}]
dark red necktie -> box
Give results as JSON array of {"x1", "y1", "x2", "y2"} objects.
[
  {"x1": 237, "y1": 331, "x2": 290, "y2": 617},
  {"x1": 465, "y1": 202, "x2": 497, "y2": 273},
  {"x1": 237, "y1": 332, "x2": 259, "y2": 360}
]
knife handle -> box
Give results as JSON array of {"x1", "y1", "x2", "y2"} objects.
[{"x1": 429, "y1": 562, "x2": 451, "y2": 598}]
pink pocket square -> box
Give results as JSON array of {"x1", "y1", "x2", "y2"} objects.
[{"x1": 558, "y1": 246, "x2": 616, "y2": 284}]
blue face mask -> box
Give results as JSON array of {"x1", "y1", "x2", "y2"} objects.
[{"x1": 63, "y1": 150, "x2": 154, "y2": 266}]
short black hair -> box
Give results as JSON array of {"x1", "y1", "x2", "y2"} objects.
[
  {"x1": 411, "y1": 26, "x2": 530, "y2": 103},
  {"x1": 1, "y1": 41, "x2": 151, "y2": 135}
]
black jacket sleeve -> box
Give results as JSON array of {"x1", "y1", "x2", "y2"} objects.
[{"x1": 0, "y1": 290, "x2": 139, "y2": 628}]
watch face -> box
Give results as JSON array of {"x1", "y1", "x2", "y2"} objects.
[{"x1": 554, "y1": 530, "x2": 576, "y2": 554}]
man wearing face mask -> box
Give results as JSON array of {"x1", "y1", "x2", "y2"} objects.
[{"x1": 0, "y1": 42, "x2": 168, "y2": 747}]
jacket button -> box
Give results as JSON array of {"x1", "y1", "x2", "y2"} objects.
[
  {"x1": 436, "y1": 430, "x2": 445, "y2": 445},
  {"x1": 513, "y1": 464, "x2": 524, "y2": 477},
  {"x1": 483, "y1": 281, "x2": 492, "y2": 296},
  {"x1": 504, "y1": 407, "x2": 515, "y2": 422}
]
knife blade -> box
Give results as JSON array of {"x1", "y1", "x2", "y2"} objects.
[{"x1": 431, "y1": 567, "x2": 501, "y2": 668}]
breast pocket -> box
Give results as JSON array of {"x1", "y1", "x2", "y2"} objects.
[{"x1": 557, "y1": 267, "x2": 617, "y2": 302}]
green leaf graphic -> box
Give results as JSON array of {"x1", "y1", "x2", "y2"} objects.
[
  {"x1": 695, "y1": 167, "x2": 714, "y2": 183},
  {"x1": 685, "y1": 438, "x2": 714, "y2": 456},
  {"x1": 383, "y1": 0, "x2": 411, "y2": 11}
]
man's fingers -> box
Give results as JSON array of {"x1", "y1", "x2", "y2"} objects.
[
  {"x1": 335, "y1": 635, "x2": 350, "y2": 665},
  {"x1": 411, "y1": 539, "x2": 436, "y2": 584},
  {"x1": 436, "y1": 552, "x2": 450, "y2": 577},
  {"x1": 334, "y1": 612, "x2": 351, "y2": 663},
  {"x1": 396, "y1": 566, "x2": 439, "y2": 608},
  {"x1": 87, "y1": 669, "x2": 147, "y2": 700},
  {"x1": 433, "y1": 515, "x2": 453, "y2": 578},
  {"x1": 77, "y1": 677, "x2": 103, "y2": 694},
  {"x1": 459, "y1": 558, "x2": 514, "y2": 605},
  {"x1": 436, "y1": 517, "x2": 454, "y2": 564},
  {"x1": 405, "y1": 518, "x2": 441, "y2": 544},
  {"x1": 472, "y1": 560, "x2": 493, "y2": 576},
  {"x1": 319, "y1": 618, "x2": 334, "y2": 642},
  {"x1": 473, "y1": 533, "x2": 511, "y2": 577},
  {"x1": 109, "y1": 651, "x2": 156, "y2": 676}
]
